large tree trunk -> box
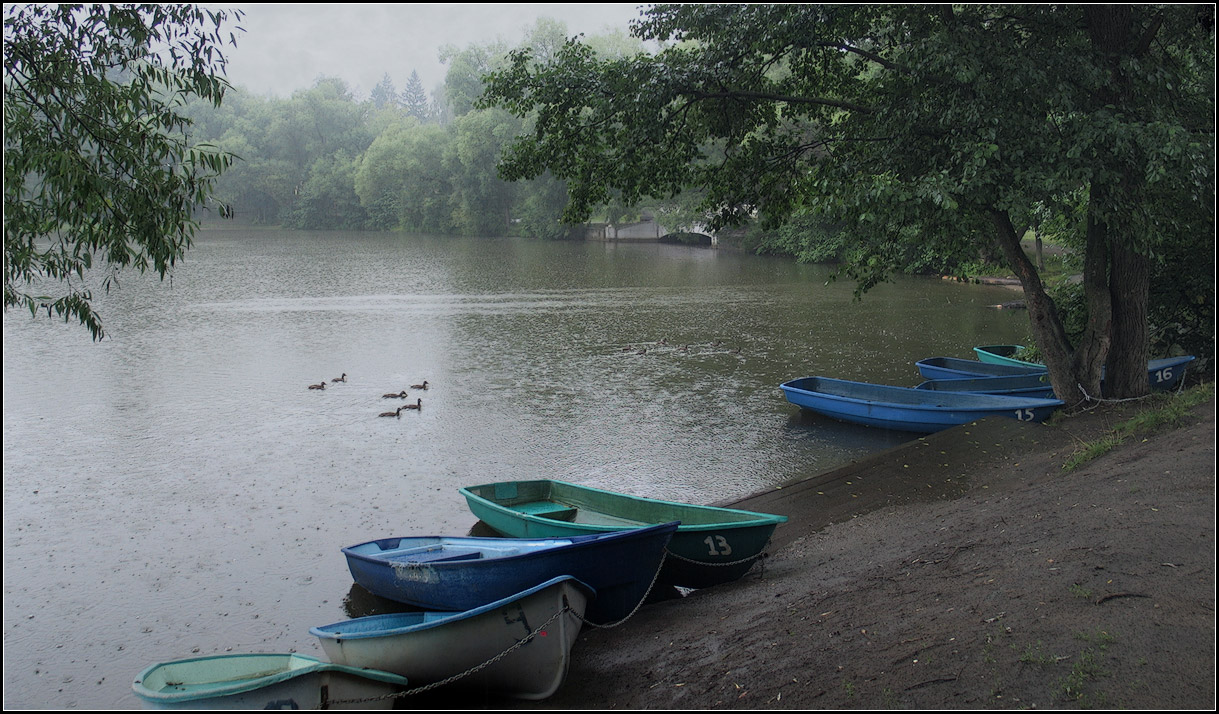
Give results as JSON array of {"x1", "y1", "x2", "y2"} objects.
[
  {"x1": 1084, "y1": 5, "x2": 1159, "y2": 399},
  {"x1": 1106, "y1": 239, "x2": 1151, "y2": 397},
  {"x1": 988, "y1": 208, "x2": 1106, "y2": 407},
  {"x1": 1073, "y1": 190, "x2": 1114, "y2": 401}
]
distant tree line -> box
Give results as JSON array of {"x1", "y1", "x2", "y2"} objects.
[{"x1": 182, "y1": 19, "x2": 655, "y2": 240}]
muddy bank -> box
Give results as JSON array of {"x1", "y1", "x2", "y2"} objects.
[{"x1": 430, "y1": 396, "x2": 1215, "y2": 710}]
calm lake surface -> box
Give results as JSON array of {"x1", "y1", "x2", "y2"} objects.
[{"x1": 2, "y1": 229, "x2": 1030, "y2": 708}]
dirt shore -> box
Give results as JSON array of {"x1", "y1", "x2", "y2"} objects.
[{"x1": 428, "y1": 392, "x2": 1215, "y2": 710}]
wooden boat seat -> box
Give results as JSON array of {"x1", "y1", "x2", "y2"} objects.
[
  {"x1": 571, "y1": 511, "x2": 648, "y2": 527},
  {"x1": 513, "y1": 501, "x2": 579, "y2": 522},
  {"x1": 387, "y1": 547, "x2": 483, "y2": 564}
]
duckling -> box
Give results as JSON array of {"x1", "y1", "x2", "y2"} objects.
[
  {"x1": 382, "y1": 390, "x2": 408, "y2": 399},
  {"x1": 378, "y1": 406, "x2": 403, "y2": 418},
  {"x1": 410, "y1": 380, "x2": 429, "y2": 390},
  {"x1": 308, "y1": 381, "x2": 326, "y2": 390},
  {"x1": 402, "y1": 398, "x2": 422, "y2": 410},
  {"x1": 331, "y1": 373, "x2": 347, "y2": 383}
]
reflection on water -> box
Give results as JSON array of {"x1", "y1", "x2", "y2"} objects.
[{"x1": 2, "y1": 230, "x2": 1030, "y2": 708}]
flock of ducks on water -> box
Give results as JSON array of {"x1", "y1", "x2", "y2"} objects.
[{"x1": 307, "y1": 374, "x2": 430, "y2": 419}]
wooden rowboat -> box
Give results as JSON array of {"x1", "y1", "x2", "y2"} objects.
[
  {"x1": 780, "y1": 376, "x2": 1063, "y2": 433},
  {"x1": 311, "y1": 576, "x2": 592, "y2": 701},
  {"x1": 458, "y1": 480, "x2": 787, "y2": 590},
  {"x1": 342, "y1": 522, "x2": 677, "y2": 625},
  {"x1": 132, "y1": 652, "x2": 409, "y2": 710}
]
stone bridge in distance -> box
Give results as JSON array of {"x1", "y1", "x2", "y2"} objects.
[{"x1": 582, "y1": 218, "x2": 717, "y2": 245}]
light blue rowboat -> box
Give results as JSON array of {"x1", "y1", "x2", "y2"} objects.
[
  {"x1": 780, "y1": 376, "x2": 1063, "y2": 433},
  {"x1": 132, "y1": 652, "x2": 408, "y2": 709},
  {"x1": 311, "y1": 576, "x2": 592, "y2": 701}
]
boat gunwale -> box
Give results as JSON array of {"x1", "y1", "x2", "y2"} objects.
[
  {"x1": 341, "y1": 523, "x2": 680, "y2": 567},
  {"x1": 309, "y1": 575, "x2": 594, "y2": 641},
  {"x1": 920, "y1": 355, "x2": 1196, "y2": 381}
]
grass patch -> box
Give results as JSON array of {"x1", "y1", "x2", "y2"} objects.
[
  {"x1": 1017, "y1": 641, "x2": 1059, "y2": 667},
  {"x1": 1056, "y1": 630, "x2": 1117, "y2": 707},
  {"x1": 1069, "y1": 583, "x2": 1093, "y2": 599},
  {"x1": 1062, "y1": 383, "x2": 1213, "y2": 472}
]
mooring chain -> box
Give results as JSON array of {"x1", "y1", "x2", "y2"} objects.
[
  {"x1": 574, "y1": 552, "x2": 666, "y2": 630},
  {"x1": 578, "y1": 539, "x2": 777, "y2": 631},
  {"x1": 663, "y1": 548, "x2": 766, "y2": 568},
  {"x1": 1076, "y1": 375, "x2": 1186, "y2": 412}
]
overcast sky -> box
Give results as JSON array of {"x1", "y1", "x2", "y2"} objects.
[{"x1": 220, "y1": 3, "x2": 647, "y2": 99}]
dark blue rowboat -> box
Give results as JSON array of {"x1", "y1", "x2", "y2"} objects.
[
  {"x1": 916, "y1": 356, "x2": 1046, "y2": 380},
  {"x1": 342, "y1": 522, "x2": 677, "y2": 625},
  {"x1": 780, "y1": 376, "x2": 1063, "y2": 433},
  {"x1": 1143, "y1": 356, "x2": 1197, "y2": 390},
  {"x1": 918, "y1": 355, "x2": 1196, "y2": 392},
  {"x1": 917, "y1": 373, "x2": 1056, "y2": 399}
]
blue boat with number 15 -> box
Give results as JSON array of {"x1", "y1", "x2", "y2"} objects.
[{"x1": 780, "y1": 376, "x2": 1063, "y2": 433}]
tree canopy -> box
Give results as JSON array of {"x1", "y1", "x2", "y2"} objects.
[
  {"x1": 481, "y1": 4, "x2": 1215, "y2": 403},
  {"x1": 4, "y1": 3, "x2": 244, "y2": 339}
]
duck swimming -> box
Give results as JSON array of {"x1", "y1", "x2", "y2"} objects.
[
  {"x1": 410, "y1": 380, "x2": 429, "y2": 390},
  {"x1": 403, "y1": 398, "x2": 422, "y2": 410},
  {"x1": 378, "y1": 406, "x2": 403, "y2": 418},
  {"x1": 308, "y1": 382, "x2": 326, "y2": 390},
  {"x1": 331, "y1": 373, "x2": 347, "y2": 383},
  {"x1": 382, "y1": 390, "x2": 408, "y2": 399}
]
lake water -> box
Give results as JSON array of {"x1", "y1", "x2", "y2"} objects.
[{"x1": 2, "y1": 229, "x2": 1030, "y2": 708}]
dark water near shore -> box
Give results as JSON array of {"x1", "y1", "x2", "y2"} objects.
[{"x1": 2, "y1": 229, "x2": 1030, "y2": 708}]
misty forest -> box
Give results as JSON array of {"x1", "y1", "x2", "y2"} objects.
[{"x1": 180, "y1": 19, "x2": 645, "y2": 239}]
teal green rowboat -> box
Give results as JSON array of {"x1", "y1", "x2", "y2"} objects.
[
  {"x1": 974, "y1": 344, "x2": 1043, "y2": 368},
  {"x1": 459, "y1": 480, "x2": 787, "y2": 589},
  {"x1": 133, "y1": 653, "x2": 409, "y2": 709}
]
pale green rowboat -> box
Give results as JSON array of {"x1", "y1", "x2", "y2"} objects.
[{"x1": 459, "y1": 479, "x2": 787, "y2": 589}]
